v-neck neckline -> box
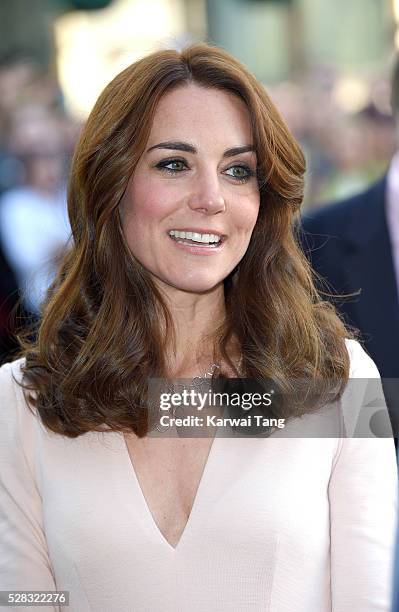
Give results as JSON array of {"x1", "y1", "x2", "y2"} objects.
[{"x1": 117, "y1": 428, "x2": 220, "y2": 552}]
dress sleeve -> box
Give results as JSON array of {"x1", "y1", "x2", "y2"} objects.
[
  {"x1": 0, "y1": 361, "x2": 59, "y2": 611},
  {"x1": 329, "y1": 340, "x2": 398, "y2": 611}
]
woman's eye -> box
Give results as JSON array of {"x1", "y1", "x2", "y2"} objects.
[
  {"x1": 156, "y1": 159, "x2": 187, "y2": 173},
  {"x1": 225, "y1": 165, "x2": 255, "y2": 182}
]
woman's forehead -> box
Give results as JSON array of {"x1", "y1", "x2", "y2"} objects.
[{"x1": 146, "y1": 83, "x2": 254, "y2": 151}]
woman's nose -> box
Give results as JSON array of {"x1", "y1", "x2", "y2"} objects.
[{"x1": 187, "y1": 173, "x2": 226, "y2": 214}]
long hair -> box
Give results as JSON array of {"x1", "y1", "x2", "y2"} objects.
[{"x1": 15, "y1": 43, "x2": 351, "y2": 438}]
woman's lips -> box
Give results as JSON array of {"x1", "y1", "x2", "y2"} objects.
[{"x1": 168, "y1": 233, "x2": 226, "y2": 255}]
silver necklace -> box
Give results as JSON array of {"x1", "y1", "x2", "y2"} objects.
[
  {"x1": 155, "y1": 363, "x2": 220, "y2": 433},
  {"x1": 154, "y1": 357, "x2": 243, "y2": 433}
]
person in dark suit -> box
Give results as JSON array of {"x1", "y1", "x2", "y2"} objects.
[
  {"x1": 393, "y1": 445, "x2": 399, "y2": 612},
  {"x1": 0, "y1": 240, "x2": 21, "y2": 364},
  {"x1": 301, "y1": 177, "x2": 398, "y2": 379},
  {"x1": 301, "y1": 59, "x2": 399, "y2": 437}
]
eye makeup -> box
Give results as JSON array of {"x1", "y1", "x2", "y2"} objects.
[{"x1": 154, "y1": 158, "x2": 257, "y2": 184}]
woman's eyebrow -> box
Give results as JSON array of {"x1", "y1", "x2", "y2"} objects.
[{"x1": 146, "y1": 140, "x2": 255, "y2": 158}]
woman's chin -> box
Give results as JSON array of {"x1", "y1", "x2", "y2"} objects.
[{"x1": 157, "y1": 275, "x2": 225, "y2": 295}]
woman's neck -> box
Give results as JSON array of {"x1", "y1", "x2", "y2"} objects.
[{"x1": 157, "y1": 282, "x2": 227, "y2": 376}]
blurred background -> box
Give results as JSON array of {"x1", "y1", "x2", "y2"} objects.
[{"x1": 0, "y1": 0, "x2": 398, "y2": 363}]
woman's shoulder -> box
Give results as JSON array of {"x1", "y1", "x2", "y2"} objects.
[
  {"x1": 0, "y1": 356, "x2": 27, "y2": 390},
  {"x1": 0, "y1": 357, "x2": 37, "y2": 430},
  {"x1": 345, "y1": 338, "x2": 380, "y2": 379},
  {"x1": 343, "y1": 339, "x2": 391, "y2": 437},
  {"x1": 0, "y1": 357, "x2": 47, "y2": 487}
]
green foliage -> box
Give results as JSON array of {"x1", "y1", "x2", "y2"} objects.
[{"x1": 58, "y1": 0, "x2": 113, "y2": 10}]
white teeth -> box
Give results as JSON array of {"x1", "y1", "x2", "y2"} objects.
[{"x1": 168, "y1": 230, "x2": 221, "y2": 244}]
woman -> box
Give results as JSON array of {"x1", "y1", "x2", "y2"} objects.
[{"x1": 0, "y1": 43, "x2": 397, "y2": 611}]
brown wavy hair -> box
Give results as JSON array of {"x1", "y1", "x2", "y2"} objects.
[{"x1": 14, "y1": 43, "x2": 351, "y2": 438}]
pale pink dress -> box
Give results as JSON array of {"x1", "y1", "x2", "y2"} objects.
[{"x1": 0, "y1": 340, "x2": 397, "y2": 611}]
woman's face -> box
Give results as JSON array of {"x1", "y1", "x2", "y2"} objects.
[{"x1": 120, "y1": 83, "x2": 260, "y2": 295}]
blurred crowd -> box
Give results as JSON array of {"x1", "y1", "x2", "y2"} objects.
[
  {"x1": 269, "y1": 66, "x2": 397, "y2": 206},
  {"x1": 0, "y1": 52, "x2": 80, "y2": 363},
  {"x1": 0, "y1": 51, "x2": 396, "y2": 364}
]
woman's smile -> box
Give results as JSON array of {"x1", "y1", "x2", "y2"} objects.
[{"x1": 167, "y1": 228, "x2": 227, "y2": 255}]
